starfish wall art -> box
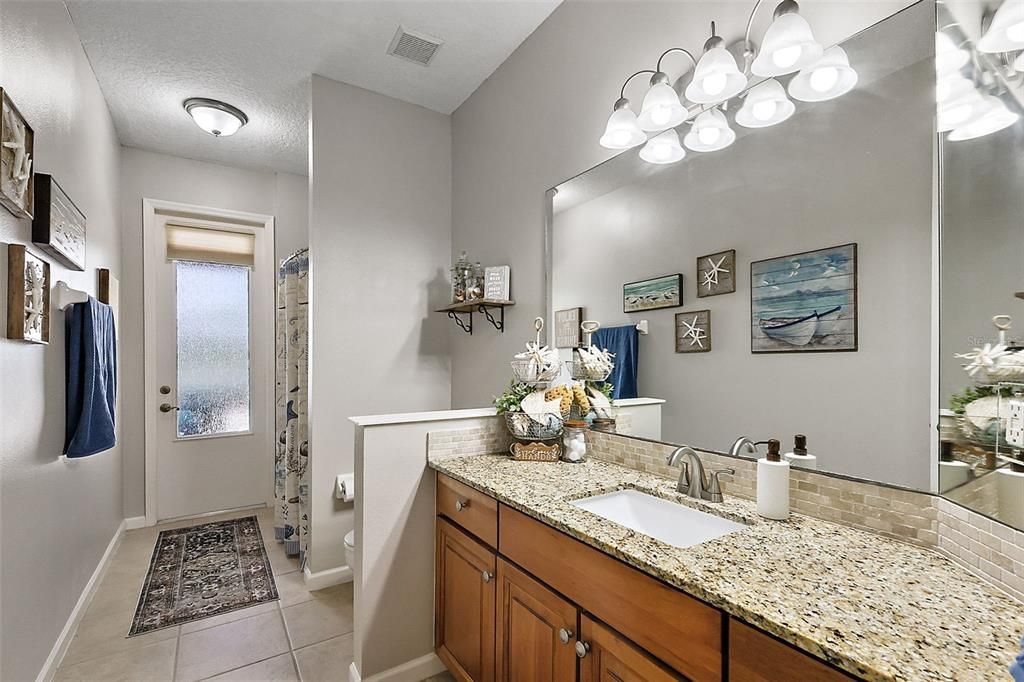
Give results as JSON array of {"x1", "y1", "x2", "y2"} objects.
[{"x1": 696, "y1": 249, "x2": 735, "y2": 298}]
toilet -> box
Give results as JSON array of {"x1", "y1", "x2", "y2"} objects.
[{"x1": 344, "y1": 530, "x2": 356, "y2": 572}]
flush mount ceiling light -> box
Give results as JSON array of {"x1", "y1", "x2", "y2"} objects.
[
  {"x1": 788, "y1": 46, "x2": 858, "y2": 102},
  {"x1": 683, "y1": 108, "x2": 736, "y2": 152},
  {"x1": 183, "y1": 98, "x2": 248, "y2": 137},
  {"x1": 685, "y1": 22, "x2": 748, "y2": 104},
  {"x1": 977, "y1": 0, "x2": 1024, "y2": 54},
  {"x1": 948, "y1": 95, "x2": 1020, "y2": 140},
  {"x1": 639, "y1": 129, "x2": 687, "y2": 164},
  {"x1": 748, "y1": 0, "x2": 823, "y2": 77},
  {"x1": 935, "y1": 31, "x2": 970, "y2": 77},
  {"x1": 736, "y1": 78, "x2": 794, "y2": 128},
  {"x1": 637, "y1": 49, "x2": 697, "y2": 131}
]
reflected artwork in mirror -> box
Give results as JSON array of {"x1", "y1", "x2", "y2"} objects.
[
  {"x1": 937, "y1": 1, "x2": 1024, "y2": 530},
  {"x1": 548, "y1": 1, "x2": 936, "y2": 490}
]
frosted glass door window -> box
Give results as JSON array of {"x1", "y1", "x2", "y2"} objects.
[{"x1": 176, "y1": 261, "x2": 251, "y2": 437}]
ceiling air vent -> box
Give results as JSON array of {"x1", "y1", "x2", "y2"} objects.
[{"x1": 387, "y1": 26, "x2": 443, "y2": 66}]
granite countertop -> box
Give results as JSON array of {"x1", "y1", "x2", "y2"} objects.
[{"x1": 429, "y1": 454, "x2": 1024, "y2": 682}]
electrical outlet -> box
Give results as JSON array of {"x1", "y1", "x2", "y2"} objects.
[{"x1": 1007, "y1": 399, "x2": 1024, "y2": 447}]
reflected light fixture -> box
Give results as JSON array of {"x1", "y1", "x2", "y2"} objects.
[
  {"x1": 683, "y1": 108, "x2": 736, "y2": 152},
  {"x1": 936, "y1": 78, "x2": 988, "y2": 132},
  {"x1": 788, "y1": 46, "x2": 858, "y2": 102},
  {"x1": 637, "y1": 48, "x2": 697, "y2": 131},
  {"x1": 736, "y1": 78, "x2": 794, "y2": 128},
  {"x1": 1015, "y1": 51, "x2": 1024, "y2": 72},
  {"x1": 948, "y1": 95, "x2": 1020, "y2": 140},
  {"x1": 749, "y1": 0, "x2": 824, "y2": 77},
  {"x1": 599, "y1": 70, "x2": 653, "y2": 150},
  {"x1": 977, "y1": 0, "x2": 1024, "y2": 53},
  {"x1": 183, "y1": 98, "x2": 248, "y2": 137},
  {"x1": 685, "y1": 22, "x2": 748, "y2": 104},
  {"x1": 935, "y1": 31, "x2": 970, "y2": 76},
  {"x1": 639, "y1": 129, "x2": 687, "y2": 164}
]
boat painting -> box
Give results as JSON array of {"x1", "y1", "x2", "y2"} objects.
[
  {"x1": 751, "y1": 244, "x2": 857, "y2": 353},
  {"x1": 623, "y1": 274, "x2": 683, "y2": 313}
]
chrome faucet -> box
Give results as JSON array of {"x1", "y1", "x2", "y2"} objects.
[
  {"x1": 666, "y1": 446, "x2": 735, "y2": 503},
  {"x1": 729, "y1": 436, "x2": 762, "y2": 459}
]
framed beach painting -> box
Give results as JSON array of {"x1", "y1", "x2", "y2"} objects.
[
  {"x1": 623, "y1": 274, "x2": 682, "y2": 313},
  {"x1": 750, "y1": 243, "x2": 857, "y2": 353}
]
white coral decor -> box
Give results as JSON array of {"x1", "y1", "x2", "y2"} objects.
[{"x1": 956, "y1": 343, "x2": 1016, "y2": 378}]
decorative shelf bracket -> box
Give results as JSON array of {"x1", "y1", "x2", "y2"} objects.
[
  {"x1": 478, "y1": 303, "x2": 504, "y2": 332},
  {"x1": 436, "y1": 299, "x2": 515, "y2": 336},
  {"x1": 448, "y1": 309, "x2": 473, "y2": 335}
]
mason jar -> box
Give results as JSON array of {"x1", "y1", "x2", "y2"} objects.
[{"x1": 561, "y1": 420, "x2": 588, "y2": 463}]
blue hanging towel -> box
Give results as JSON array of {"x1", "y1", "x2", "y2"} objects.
[
  {"x1": 591, "y1": 325, "x2": 639, "y2": 400},
  {"x1": 1011, "y1": 635, "x2": 1024, "y2": 682},
  {"x1": 65, "y1": 297, "x2": 117, "y2": 458}
]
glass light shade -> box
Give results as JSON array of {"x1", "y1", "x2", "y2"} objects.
[
  {"x1": 184, "y1": 98, "x2": 247, "y2": 137},
  {"x1": 1015, "y1": 51, "x2": 1024, "y2": 72},
  {"x1": 639, "y1": 129, "x2": 686, "y2": 164},
  {"x1": 599, "y1": 106, "x2": 647, "y2": 150},
  {"x1": 935, "y1": 31, "x2": 970, "y2": 76},
  {"x1": 978, "y1": 1, "x2": 1024, "y2": 53},
  {"x1": 937, "y1": 80, "x2": 988, "y2": 132},
  {"x1": 936, "y1": 74, "x2": 971, "y2": 104},
  {"x1": 683, "y1": 109, "x2": 736, "y2": 152},
  {"x1": 788, "y1": 46, "x2": 858, "y2": 102},
  {"x1": 751, "y1": 12, "x2": 824, "y2": 77},
  {"x1": 638, "y1": 82, "x2": 687, "y2": 131},
  {"x1": 948, "y1": 96, "x2": 1020, "y2": 140},
  {"x1": 685, "y1": 47, "x2": 748, "y2": 104},
  {"x1": 736, "y1": 78, "x2": 795, "y2": 128}
]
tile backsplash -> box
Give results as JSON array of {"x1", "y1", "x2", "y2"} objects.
[{"x1": 427, "y1": 420, "x2": 1023, "y2": 603}]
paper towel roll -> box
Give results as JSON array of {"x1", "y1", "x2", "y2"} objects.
[
  {"x1": 997, "y1": 467, "x2": 1024, "y2": 528},
  {"x1": 757, "y1": 459, "x2": 790, "y2": 520},
  {"x1": 336, "y1": 473, "x2": 356, "y2": 502}
]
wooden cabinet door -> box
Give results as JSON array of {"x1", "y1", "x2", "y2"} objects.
[
  {"x1": 496, "y1": 558, "x2": 578, "y2": 682},
  {"x1": 729, "y1": 619, "x2": 854, "y2": 681},
  {"x1": 578, "y1": 616, "x2": 683, "y2": 682},
  {"x1": 437, "y1": 518, "x2": 496, "y2": 682}
]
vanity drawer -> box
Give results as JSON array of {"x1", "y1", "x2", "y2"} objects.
[
  {"x1": 499, "y1": 504, "x2": 723, "y2": 682},
  {"x1": 437, "y1": 473, "x2": 498, "y2": 548},
  {"x1": 729, "y1": 619, "x2": 854, "y2": 681}
]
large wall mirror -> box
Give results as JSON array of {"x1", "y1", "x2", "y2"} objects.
[
  {"x1": 937, "y1": 1, "x2": 1024, "y2": 529},
  {"x1": 547, "y1": 0, "x2": 936, "y2": 491}
]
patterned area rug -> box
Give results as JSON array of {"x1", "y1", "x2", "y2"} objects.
[{"x1": 129, "y1": 516, "x2": 278, "y2": 636}]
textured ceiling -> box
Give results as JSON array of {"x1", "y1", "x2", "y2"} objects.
[{"x1": 66, "y1": 0, "x2": 560, "y2": 174}]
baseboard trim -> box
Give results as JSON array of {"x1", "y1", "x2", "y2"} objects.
[
  {"x1": 36, "y1": 519, "x2": 127, "y2": 682},
  {"x1": 124, "y1": 516, "x2": 148, "y2": 530},
  {"x1": 348, "y1": 653, "x2": 445, "y2": 682},
  {"x1": 303, "y1": 563, "x2": 353, "y2": 591}
]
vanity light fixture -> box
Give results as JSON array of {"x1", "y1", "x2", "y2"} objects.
[
  {"x1": 183, "y1": 98, "x2": 248, "y2": 137},
  {"x1": 685, "y1": 22, "x2": 749, "y2": 104},
  {"x1": 948, "y1": 95, "x2": 1020, "y2": 140},
  {"x1": 747, "y1": 0, "x2": 824, "y2": 77},
  {"x1": 735, "y1": 78, "x2": 794, "y2": 128},
  {"x1": 637, "y1": 49, "x2": 697, "y2": 131},
  {"x1": 639, "y1": 129, "x2": 687, "y2": 164},
  {"x1": 683, "y1": 108, "x2": 736, "y2": 152},
  {"x1": 935, "y1": 31, "x2": 970, "y2": 77},
  {"x1": 977, "y1": 0, "x2": 1024, "y2": 54},
  {"x1": 788, "y1": 46, "x2": 858, "y2": 102},
  {"x1": 936, "y1": 78, "x2": 989, "y2": 132},
  {"x1": 599, "y1": 70, "x2": 654, "y2": 150}
]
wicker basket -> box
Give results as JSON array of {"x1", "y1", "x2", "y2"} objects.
[
  {"x1": 504, "y1": 412, "x2": 563, "y2": 441},
  {"x1": 565, "y1": 360, "x2": 612, "y2": 382}
]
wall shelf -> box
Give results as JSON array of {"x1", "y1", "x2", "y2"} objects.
[{"x1": 436, "y1": 299, "x2": 515, "y2": 335}]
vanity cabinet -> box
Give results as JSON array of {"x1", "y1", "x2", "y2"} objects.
[{"x1": 435, "y1": 473, "x2": 854, "y2": 682}]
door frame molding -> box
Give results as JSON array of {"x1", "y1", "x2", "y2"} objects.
[{"x1": 142, "y1": 198, "x2": 276, "y2": 526}]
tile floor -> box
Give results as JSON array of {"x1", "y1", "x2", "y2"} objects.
[{"x1": 53, "y1": 506, "x2": 451, "y2": 682}]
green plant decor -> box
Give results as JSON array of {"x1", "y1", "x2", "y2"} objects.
[
  {"x1": 949, "y1": 385, "x2": 1014, "y2": 415},
  {"x1": 591, "y1": 382, "x2": 615, "y2": 401},
  {"x1": 494, "y1": 380, "x2": 534, "y2": 414}
]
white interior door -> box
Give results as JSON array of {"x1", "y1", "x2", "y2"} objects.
[{"x1": 146, "y1": 205, "x2": 274, "y2": 522}]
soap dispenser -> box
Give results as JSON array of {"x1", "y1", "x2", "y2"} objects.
[
  {"x1": 757, "y1": 439, "x2": 790, "y2": 520},
  {"x1": 783, "y1": 434, "x2": 817, "y2": 470}
]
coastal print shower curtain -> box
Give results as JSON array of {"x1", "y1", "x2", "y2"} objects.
[{"x1": 275, "y1": 249, "x2": 309, "y2": 563}]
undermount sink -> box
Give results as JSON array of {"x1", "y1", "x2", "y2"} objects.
[{"x1": 572, "y1": 489, "x2": 746, "y2": 548}]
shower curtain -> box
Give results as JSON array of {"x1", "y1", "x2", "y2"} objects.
[{"x1": 275, "y1": 249, "x2": 310, "y2": 563}]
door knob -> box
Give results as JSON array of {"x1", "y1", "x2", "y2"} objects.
[
  {"x1": 558, "y1": 627, "x2": 574, "y2": 644},
  {"x1": 481, "y1": 570, "x2": 493, "y2": 583},
  {"x1": 159, "y1": 403, "x2": 179, "y2": 413},
  {"x1": 575, "y1": 641, "x2": 591, "y2": 659},
  {"x1": 454, "y1": 499, "x2": 469, "y2": 512}
]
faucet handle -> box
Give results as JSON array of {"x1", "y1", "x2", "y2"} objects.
[{"x1": 707, "y1": 468, "x2": 735, "y2": 499}]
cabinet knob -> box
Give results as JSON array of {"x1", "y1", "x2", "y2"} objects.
[
  {"x1": 575, "y1": 641, "x2": 591, "y2": 659},
  {"x1": 481, "y1": 570, "x2": 493, "y2": 583},
  {"x1": 558, "y1": 627, "x2": 574, "y2": 645},
  {"x1": 454, "y1": 499, "x2": 469, "y2": 512}
]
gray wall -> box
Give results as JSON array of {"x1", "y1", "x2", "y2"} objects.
[
  {"x1": 0, "y1": 3, "x2": 124, "y2": 679},
  {"x1": 118, "y1": 147, "x2": 308, "y2": 518},
  {"x1": 308, "y1": 75, "x2": 451, "y2": 573},
  {"x1": 552, "y1": 48, "x2": 935, "y2": 488},
  {"x1": 450, "y1": 1, "x2": 918, "y2": 409}
]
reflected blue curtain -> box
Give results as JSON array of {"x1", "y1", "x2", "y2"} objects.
[{"x1": 591, "y1": 325, "x2": 638, "y2": 400}]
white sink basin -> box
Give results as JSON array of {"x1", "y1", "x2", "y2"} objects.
[{"x1": 572, "y1": 489, "x2": 745, "y2": 548}]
